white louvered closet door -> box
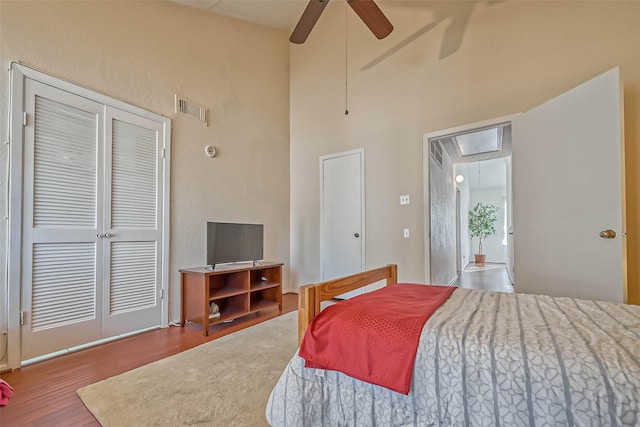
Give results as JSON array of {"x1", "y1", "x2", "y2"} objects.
[
  {"x1": 21, "y1": 79, "x2": 165, "y2": 361},
  {"x1": 102, "y1": 109, "x2": 163, "y2": 336},
  {"x1": 21, "y1": 79, "x2": 105, "y2": 360}
]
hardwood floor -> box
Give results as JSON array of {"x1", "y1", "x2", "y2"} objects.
[
  {"x1": 451, "y1": 262, "x2": 514, "y2": 292},
  {"x1": 0, "y1": 293, "x2": 298, "y2": 426}
]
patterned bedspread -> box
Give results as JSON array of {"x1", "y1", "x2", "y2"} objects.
[{"x1": 266, "y1": 288, "x2": 640, "y2": 426}]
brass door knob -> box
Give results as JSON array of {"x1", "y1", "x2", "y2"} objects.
[{"x1": 599, "y1": 229, "x2": 616, "y2": 239}]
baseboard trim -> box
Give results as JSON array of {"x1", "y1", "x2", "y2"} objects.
[{"x1": 447, "y1": 274, "x2": 460, "y2": 286}]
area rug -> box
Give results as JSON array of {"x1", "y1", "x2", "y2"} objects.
[{"x1": 77, "y1": 311, "x2": 298, "y2": 426}]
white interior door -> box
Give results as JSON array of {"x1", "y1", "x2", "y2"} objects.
[
  {"x1": 506, "y1": 157, "x2": 514, "y2": 284},
  {"x1": 512, "y1": 67, "x2": 625, "y2": 303},
  {"x1": 320, "y1": 149, "x2": 365, "y2": 298},
  {"x1": 102, "y1": 109, "x2": 164, "y2": 336},
  {"x1": 455, "y1": 188, "x2": 461, "y2": 275},
  {"x1": 21, "y1": 79, "x2": 104, "y2": 360}
]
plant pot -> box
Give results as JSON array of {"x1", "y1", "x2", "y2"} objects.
[{"x1": 474, "y1": 254, "x2": 486, "y2": 264}]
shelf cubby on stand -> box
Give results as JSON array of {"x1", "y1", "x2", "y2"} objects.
[{"x1": 180, "y1": 262, "x2": 283, "y2": 336}]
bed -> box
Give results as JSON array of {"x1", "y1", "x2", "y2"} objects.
[{"x1": 266, "y1": 264, "x2": 640, "y2": 426}]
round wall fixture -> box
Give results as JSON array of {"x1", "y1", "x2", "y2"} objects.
[{"x1": 204, "y1": 145, "x2": 217, "y2": 158}]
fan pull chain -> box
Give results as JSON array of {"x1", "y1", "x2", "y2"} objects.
[{"x1": 345, "y1": 4, "x2": 349, "y2": 115}]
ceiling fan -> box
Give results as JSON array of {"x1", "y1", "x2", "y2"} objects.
[{"x1": 290, "y1": 0, "x2": 393, "y2": 44}]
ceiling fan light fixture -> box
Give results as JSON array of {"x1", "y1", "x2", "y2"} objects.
[
  {"x1": 346, "y1": 0, "x2": 393, "y2": 40},
  {"x1": 289, "y1": 0, "x2": 330, "y2": 44},
  {"x1": 290, "y1": 0, "x2": 392, "y2": 44}
]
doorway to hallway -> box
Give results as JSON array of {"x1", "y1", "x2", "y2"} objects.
[
  {"x1": 423, "y1": 68, "x2": 626, "y2": 303},
  {"x1": 425, "y1": 117, "x2": 514, "y2": 289}
]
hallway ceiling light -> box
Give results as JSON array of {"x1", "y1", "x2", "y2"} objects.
[{"x1": 456, "y1": 175, "x2": 464, "y2": 183}]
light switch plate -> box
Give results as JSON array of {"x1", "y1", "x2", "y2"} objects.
[{"x1": 403, "y1": 228, "x2": 410, "y2": 238}]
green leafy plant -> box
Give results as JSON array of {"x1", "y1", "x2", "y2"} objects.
[{"x1": 468, "y1": 202, "x2": 499, "y2": 255}]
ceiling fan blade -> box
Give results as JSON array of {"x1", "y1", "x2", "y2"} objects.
[
  {"x1": 347, "y1": 0, "x2": 393, "y2": 40},
  {"x1": 290, "y1": 0, "x2": 330, "y2": 44}
]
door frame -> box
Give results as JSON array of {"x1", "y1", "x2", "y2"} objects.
[
  {"x1": 422, "y1": 113, "x2": 520, "y2": 283},
  {"x1": 6, "y1": 63, "x2": 171, "y2": 369},
  {"x1": 319, "y1": 148, "x2": 366, "y2": 281}
]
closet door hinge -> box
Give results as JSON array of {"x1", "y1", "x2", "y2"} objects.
[
  {"x1": 20, "y1": 311, "x2": 25, "y2": 326},
  {"x1": 160, "y1": 289, "x2": 164, "y2": 300},
  {"x1": 23, "y1": 112, "x2": 28, "y2": 126},
  {"x1": 162, "y1": 148, "x2": 166, "y2": 159}
]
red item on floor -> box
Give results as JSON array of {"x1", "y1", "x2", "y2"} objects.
[
  {"x1": 0, "y1": 379, "x2": 14, "y2": 407},
  {"x1": 299, "y1": 283, "x2": 455, "y2": 395}
]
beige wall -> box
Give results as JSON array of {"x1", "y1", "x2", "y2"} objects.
[
  {"x1": 0, "y1": 1, "x2": 290, "y2": 366},
  {"x1": 2, "y1": 0, "x2": 639, "y2": 368},
  {"x1": 289, "y1": 0, "x2": 640, "y2": 304}
]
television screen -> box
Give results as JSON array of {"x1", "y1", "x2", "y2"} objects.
[{"x1": 207, "y1": 222, "x2": 263, "y2": 267}]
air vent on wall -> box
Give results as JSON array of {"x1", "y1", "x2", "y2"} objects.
[
  {"x1": 430, "y1": 140, "x2": 444, "y2": 169},
  {"x1": 174, "y1": 95, "x2": 208, "y2": 126}
]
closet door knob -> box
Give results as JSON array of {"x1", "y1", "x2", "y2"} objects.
[
  {"x1": 105, "y1": 233, "x2": 112, "y2": 238},
  {"x1": 97, "y1": 233, "x2": 104, "y2": 239}
]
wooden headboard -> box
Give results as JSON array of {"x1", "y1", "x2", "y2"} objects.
[{"x1": 297, "y1": 264, "x2": 398, "y2": 345}]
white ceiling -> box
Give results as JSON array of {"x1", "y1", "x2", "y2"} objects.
[{"x1": 170, "y1": 0, "x2": 308, "y2": 31}]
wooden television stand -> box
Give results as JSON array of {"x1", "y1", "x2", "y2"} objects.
[{"x1": 180, "y1": 262, "x2": 283, "y2": 336}]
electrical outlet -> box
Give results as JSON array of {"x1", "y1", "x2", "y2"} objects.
[
  {"x1": 403, "y1": 228, "x2": 410, "y2": 238},
  {"x1": 400, "y1": 195, "x2": 410, "y2": 205}
]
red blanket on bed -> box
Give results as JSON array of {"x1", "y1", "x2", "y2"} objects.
[{"x1": 299, "y1": 283, "x2": 455, "y2": 395}]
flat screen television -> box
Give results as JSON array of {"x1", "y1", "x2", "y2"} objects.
[{"x1": 206, "y1": 222, "x2": 263, "y2": 268}]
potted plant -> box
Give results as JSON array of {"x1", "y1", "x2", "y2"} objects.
[{"x1": 468, "y1": 202, "x2": 499, "y2": 264}]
